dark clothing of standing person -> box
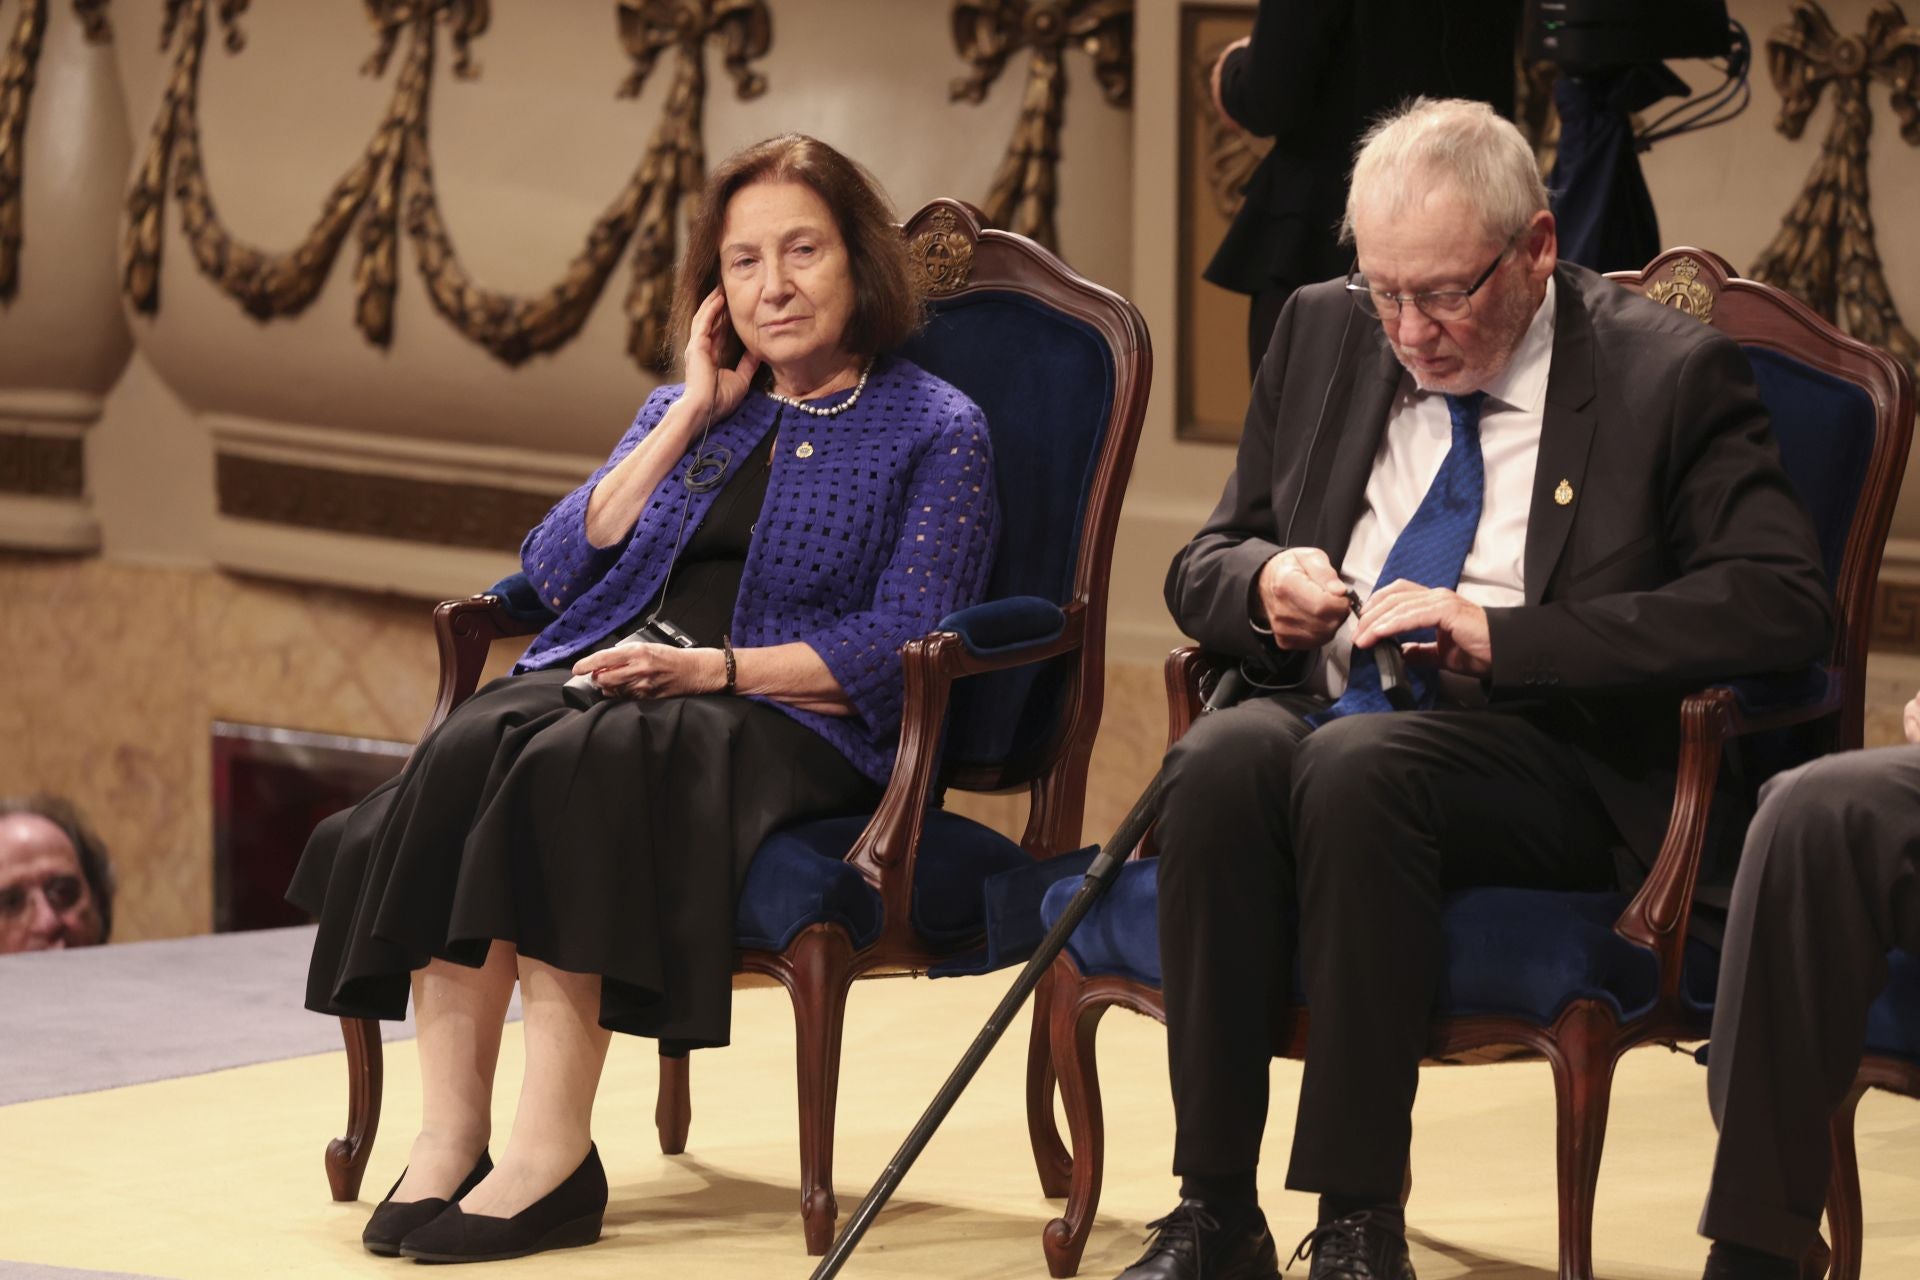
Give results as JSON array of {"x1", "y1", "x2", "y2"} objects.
[{"x1": 1207, "y1": 0, "x2": 1524, "y2": 377}]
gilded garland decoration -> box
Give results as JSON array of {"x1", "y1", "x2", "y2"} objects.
[
  {"x1": 1750, "y1": 0, "x2": 1920, "y2": 379},
  {"x1": 1189, "y1": 31, "x2": 1267, "y2": 222},
  {"x1": 1, "y1": 0, "x2": 113, "y2": 302},
  {"x1": 123, "y1": 0, "x2": 770, "y2": 372},
  {"x1": 949, "y1": 0, "x2": 1131, "y2": 252}
]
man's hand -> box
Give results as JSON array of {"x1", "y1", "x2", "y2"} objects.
[
  {"x1": 1209, "y1": 36, "x2": 1250, "y2": 131},
  {"x1": 1905, "y1": 689, "x2": 1919, "y2": 745},
  {"x1": 1255, "y1": 548, "x2": 1350, "y2": 649},
  {"x1": 1355, "y1": 579, "x2": 1493, "y2": 677}
]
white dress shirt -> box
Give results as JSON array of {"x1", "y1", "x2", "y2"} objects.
[{"x1": 1305, "y1": 276, "x2": 1556, "y2": 700}]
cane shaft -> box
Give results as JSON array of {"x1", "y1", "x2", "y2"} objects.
[{"x1": 809, "y1": 775, "x2": 1163, "y2": 1279}]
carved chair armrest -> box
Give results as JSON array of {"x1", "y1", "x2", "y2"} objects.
[
  {"x1": 1134, "y1": 646, "x2": 1237, "y2": 861},
  {"x1": 1614, "y1": 669, "x2": 1844, "y2": 1002},
  {"x1": 1165, "y1": 645, "x2": 1232, "y2": 747},
  {"x1": 847, "y1": 602, "x2": 1088, "y2": 953},
  {"x1": 423, "y1": 594, "x2": 546, "y2": 738}
]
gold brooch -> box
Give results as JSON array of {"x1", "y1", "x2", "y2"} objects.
[
  {"x1": 795, "y1": 441, "x2": 815, "y2": 459},
  {"x1": 1554, "y1": 478, "x2": 1574, "y2": 506}
]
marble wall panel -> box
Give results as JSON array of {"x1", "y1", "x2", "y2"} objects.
[{"x1": 0, "y1": 552, "x2": 524, "y2": 942}]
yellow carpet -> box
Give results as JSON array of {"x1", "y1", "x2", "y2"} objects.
[{"x1": 4, "y1": 976, "x2": 1918, "y2": 1278}]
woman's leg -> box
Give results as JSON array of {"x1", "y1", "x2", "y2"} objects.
[
  {"x1": 457, "y1": 955, "x2": 612, "y2": 1218},
  {"x1": 390, "y1": 942, "x2": 517, "y2": 1202}
]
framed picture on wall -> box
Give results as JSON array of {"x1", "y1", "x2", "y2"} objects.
[{"x1": 1177, "y1": 2, "x2": 1269, "y2": 443}]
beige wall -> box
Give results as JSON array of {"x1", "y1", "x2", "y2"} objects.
[
  {"x1": 0, "y1": 551, "x2": 524, "y2": 940},
  {"x1": 1, "y1": 0, "x2": 1136, "y2": 939},
  {"x1": 80, "y1": 0, "x2": 1134, "y2": 593},
  {"x1": 3, "y1": 0, "x2": 1917, "y2": 940}
]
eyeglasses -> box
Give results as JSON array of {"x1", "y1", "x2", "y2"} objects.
[
  {"x1": 1346, "y1": 238, "x2": 1515, "y2": 322},
  {"x1": 0, "y1": 874, "x2": 84, "y2": 920}
]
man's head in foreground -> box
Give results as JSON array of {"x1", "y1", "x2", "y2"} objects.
[{"x1": 0, "y1": 796, "x2": 112, "y2": 952}]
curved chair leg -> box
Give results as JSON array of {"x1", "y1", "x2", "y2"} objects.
[
  {"x1": 1028, "y1": 966, "x2": 1073, "y2": 1198},
  {"x1": 1545, "y1": 1000, "x2": 1621, "y2": 1280},
  {"x1": 1823, "y1": 1080, "x2": 1869, "y2": 1280},
  {"x1": 1043, "y1": 965, "x2": 1111, "y2": 1279},
  {"x1": 779, "y1": 925, "x2": 857, "y2": 1256},
  {"x1": 656, "y1": 1051, "x2": 691, "y2": 1155},
  {"x1": 326, "y1": 1016, "x2": 383, "y2": 1201}
]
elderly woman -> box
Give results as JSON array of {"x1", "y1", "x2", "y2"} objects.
[{"x1": 288, "y1": 134, "x2": 998, "y2": 1264}]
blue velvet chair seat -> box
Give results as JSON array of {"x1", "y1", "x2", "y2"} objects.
[
  {"x1": 1042, "y1": 864, "x2": 1720, "y2": 1026},
  {"x1": 1865, "y1": 949, "x2": 1920, "y2": 1065},
  {"x1": 736, "y1": 810, "x2": 1036, "y2": 957}
]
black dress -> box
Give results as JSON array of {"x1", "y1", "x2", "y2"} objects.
[{"x1": 287, "y1": 420, "x2": 879, "y2": 1049}]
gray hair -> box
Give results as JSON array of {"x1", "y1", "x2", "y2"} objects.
[{"x1": 1341, "y1": 97, "x2": 1548, "y2": 246}]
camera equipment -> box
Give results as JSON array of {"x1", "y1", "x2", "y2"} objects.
[{"x1": 1526, "y1": 0, "x2": 1732, "y2": 71}]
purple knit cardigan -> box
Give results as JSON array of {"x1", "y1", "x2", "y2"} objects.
[{"x1": 515, "y1": 356, "x2": 999, "y2": 783}]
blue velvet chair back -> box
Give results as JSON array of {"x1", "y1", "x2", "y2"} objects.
[
  {"x1": 1610, "y1": 249, "x2": 1915, "y2": 758},
  {"x1": 1744, "y1": 346, "x2": 1876, "y2": 591},
  {"x1": 893, "y1": 205, "x2": 1143, "y2": 778},
  {"x1": 1734, "y1": 348, "x2": 1880, "y2": 783}
]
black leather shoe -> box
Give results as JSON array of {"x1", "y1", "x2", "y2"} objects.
[
  {"x1": 398, "y1": 1143, "x2": 608, "y2": 1263},
  {"x1": 1115, "y1": 1200, "x2": 1281, "y2": 1279},
  {"x1": 1289, "y1": 1211, "x2": 1416, "y2": 1279},
  {"x1": 1700, "y1": 1240, "x2": 1807, "y2": 1280},
  {"x1": 361, "y1": 1150, "x2": 492, "y2": 1256}
]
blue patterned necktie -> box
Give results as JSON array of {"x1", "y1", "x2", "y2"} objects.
[{"x1": 1315, "y1": 391, "x2": 1488, "y2": 721}]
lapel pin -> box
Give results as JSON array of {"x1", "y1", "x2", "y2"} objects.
[
  {"x1": 796, "y1": 441, "x2": 815, "y2": 459},
  {"x1": 1554, "y1": 478, "x2": 1574, "y2": 506}
]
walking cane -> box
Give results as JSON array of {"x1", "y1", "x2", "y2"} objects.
[{"x1": 809, "y1": 666, "x2": 1255, "y2": 1279}]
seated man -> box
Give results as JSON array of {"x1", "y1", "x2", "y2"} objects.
[
  {"x1": 1129, "y1": 98, "x2": 1830, "y2": 1280},
  {"x1": 1697, "y1": 688, "x2": 1920, "y2": 1280},
  {"x1": 0, "y1": 796, "x2": 113, "y2": 952}
]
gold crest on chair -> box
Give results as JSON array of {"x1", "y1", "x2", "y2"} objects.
[
  {"x1": 1645, "y1": 256, "x2": 1718, "y2": 324},
  {"x1": 907, "y1": 206, "x2": 975, "y2": 297}
]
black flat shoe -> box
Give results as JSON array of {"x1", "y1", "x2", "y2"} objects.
[
  {"x1": 399, "y1": 1143, "x2": 608, "y2": 1264},
  {"x1": 362, "y1": 1150, "x2": 492, "y2": 1256}
]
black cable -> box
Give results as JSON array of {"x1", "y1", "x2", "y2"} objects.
[
  {"x1": 1637, "y1": 20, "x2": 1751, "y2": 149},
  {"x1": 641, "y1": 371, "x2": 731, "y2": 632}
]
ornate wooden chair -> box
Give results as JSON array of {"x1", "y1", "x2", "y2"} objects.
[
  {"x1": 1033, "y1": 249, "x2": 1914, "y2": 1279},
  {"x1": 316, "y1": 198, "x2": 1151, "y2": 1254},
  {"x1": 1823, "y1": 952, "x2": 1920, "y2": 1280}
]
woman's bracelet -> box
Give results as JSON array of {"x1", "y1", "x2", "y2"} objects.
[{"x1": 721, "y1": 635, "x2": 737, "y2": 694}]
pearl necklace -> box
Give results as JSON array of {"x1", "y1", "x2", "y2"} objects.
[{"x1": 764, "y1": 360, "x2": 872, "y2": 418}]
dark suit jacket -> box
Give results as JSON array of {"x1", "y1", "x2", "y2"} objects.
[
  {"x1": 1165, "y1": 263, "x2": 1833, "y2": 884},
  {"x1": 1207, "y1": 0, "x2": 1522, "y2": 297}
]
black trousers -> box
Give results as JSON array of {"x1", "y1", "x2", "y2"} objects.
[
  {"x1": 1155, "y1": 694, "x2": 1619, "y2": 1199},
  {"x1": 1701, "y1": 745, "x2": 1920, "y2": 1259}
]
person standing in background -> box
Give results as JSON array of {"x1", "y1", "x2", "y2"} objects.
[{"x1": 1206, "y1": 1, "x2": 1525, "y2": 378}]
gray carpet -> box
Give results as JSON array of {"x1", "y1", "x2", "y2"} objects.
[
  {"x1": 0, "y1": 925, "x2": 512, "y2": 1107},
  {"x1": 0, "y1": 1265, "x2": 169, "y2": 1280}
]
